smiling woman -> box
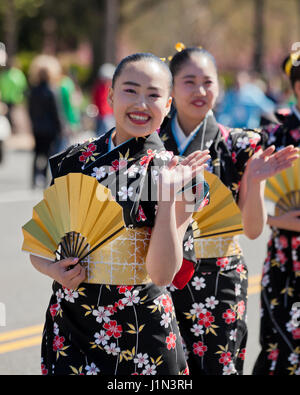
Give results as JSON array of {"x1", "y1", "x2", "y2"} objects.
[{"x1": 23, "y1": 52, "x2": 211, "y2": 375}]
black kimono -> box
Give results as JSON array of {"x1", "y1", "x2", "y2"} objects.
[
  {"x1": 253, "y1": 108, "x2": 300, "y2": 375},
  {"x1": 40, "y1": 129, "x2": 208, "y2": 375},
  {"x1": 160, "y1": 111, "x2": 266, "y2": 375}
]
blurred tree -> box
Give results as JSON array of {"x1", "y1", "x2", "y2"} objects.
[
  {"x1": 0, "y1": 0, "x2": 45, "y2": 63},
  {"x1": 253, "y1": 0, "x2": 265, "y2": 72}
]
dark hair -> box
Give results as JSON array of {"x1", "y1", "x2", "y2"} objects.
[
  {"x1": 282, "y1": 54, "x2": 300, "y2": 88},
  {"x1": 112, "y1": 52, "x2": 173, "y2": 93},
  {"x1": 169, "y1": 47, "x2": 217, "y2": 79}
]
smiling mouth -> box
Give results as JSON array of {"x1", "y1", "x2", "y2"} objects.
[
  {"x1": 127, "y1": 112, "x2": 151, "y2": 125},
  {"x1": 191, "y1": 100, "x2": 206, "y2": 107}
]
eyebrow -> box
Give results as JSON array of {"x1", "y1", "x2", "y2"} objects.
[
  {"x1": 122, "y1": 81, "x2": 160, "y2": 90},
  {"x1": 182, "y1": 74, "x2": 213, "y2": 79}
]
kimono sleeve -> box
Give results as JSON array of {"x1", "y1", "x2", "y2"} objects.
[{"x1": 229, "y1": 128, "x2": 267, "y2": 177}]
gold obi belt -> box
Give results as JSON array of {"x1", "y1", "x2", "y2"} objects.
[
  {"x1": 82, "y1": 227, "x2": 152, "y2": 285},
  {"x1": 194, "y1": 236, "x2": 242, "y2": 259}
]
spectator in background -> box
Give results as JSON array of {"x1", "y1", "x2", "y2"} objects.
[
  {"x1": 216, "y1": 71, "x2": 277, "y2": 128},
  {"x1": 56, "y1": 69, "x2": 82, "y2": 151},
  {"x1": 0, "y1": 42, "x2": 11, "y2": 164},
  {"x1": 28, "y1": 55, "x2": 62, "y2": 188},
  {"x1": 0, "y1": 56, "x2": 27, "y2": 133},
  {"x1": 92, "y1": 63, "x2": 115, "y2": 136}
]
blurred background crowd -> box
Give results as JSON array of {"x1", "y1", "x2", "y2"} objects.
[{"x1": 0, "y1": 0, "x2": 299, "y2": 188}]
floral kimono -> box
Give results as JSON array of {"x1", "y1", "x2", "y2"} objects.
[
  {"x1": 40, "y1": 129, "x2": 208, "y2": 376},
  {"x1": 253, "y1": 108, "x2": 300, "y2": 375},
  {"x1": 160, "y1": 111, "x2": 266, "y2": 375}
]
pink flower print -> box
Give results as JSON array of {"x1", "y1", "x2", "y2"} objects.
[
  {"x1": 53, "y1": 335, "x2": 66, "y2": 352},
  {"x1": 166, "y1": 332, "x2": 177, "y2": 350},
  {"x1": 293, "y1": 261, "x2": 300, "y2": 273},
  {"x1": 79, "y1": 143, "x2": 97, "y2": 162},
  {"x1": 231, "y1": 152, "x2": 237, "y2": 163},
  {"x1": 139, "y1": 149, "x2": 156, "y2": 166},
  {"x1": 268, "y1": 349, "x2": 279, "y2": 361},
  {"x1": 50, "y1": 303, "x2": 60, "y2": 318},
  {"x1": 278, "y1": 235, "x2": 288, "y2": 249},
  {"x1": 216, "y1": 258, "x2": 230, "y2": 270},
  {"x1": 198, "y1": 311, "x2": 215, "y2": 328},
  {"x1": 193, "y1": 341, "x2": 207, "y2": 357},
  {"x1": 237, "y1": 301, "x2": 246, "y2": 318},
  {"x1": 238, "y1": 348, "x2": 246, "y2": 360},
  {"x1": 290, "y1": 129, "x2": 300, "y2": 140},
  {"x1": 236, "y1": 264, "x2": 244, "y2": 273},
  {"x1": 219, "y1": 352, "x2": 232, "y2": 366},
  {"x1": 292, "y1": 328, "x2": 300, "y2": 340},
  {"x1": 117, "y1": 285, "x2": 134, "y2": 294},
  {"x1": 276, "y1": 250, "x2": 287, "y2": 265},
  {"x1": 222, "y1": 309, "x2": 236, "y2": 324},
  {"x1": 103, "y1": 320, "x2": 123, "y2": 339},
  {"x1": 41, "y1": 362, "x2": 48, "y2": 375},
  {"x1": 292, "y1": 237, "x2": 300, "y2": 250},
  {"x1": 162, "y1": 294, "x2": 173, "y2": 314},
  {"x1": 137, "y1": 205, "x2": 147, "y2": 222}
]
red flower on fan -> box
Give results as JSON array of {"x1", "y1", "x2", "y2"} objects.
[{"x1": 103, "y1": 320, "x2": 123, "y2": 339}]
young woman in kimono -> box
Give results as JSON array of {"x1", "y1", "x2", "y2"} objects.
[
  {"x1": 159, "y1": 46, "x2": 299, "y2": 375},
  {"x1": 28, "y1": 53, "x2": 211, "y2": 375},
  {"x1": 253, "y1": 53, "x2": 300, "y2": 375}
]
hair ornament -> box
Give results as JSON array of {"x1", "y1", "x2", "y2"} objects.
[
  {"x1": 175, "y1": 42, "x2": 186, "y2": 52},
  {"x1": 285, "y1": 52, "x2": 300, "y2": 77}
]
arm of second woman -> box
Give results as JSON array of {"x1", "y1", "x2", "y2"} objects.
[
  {"x1": 238, "y1": 145, "x2": 299, "y2": 239},
  {"x1": 146, "y1": 151, "x2": 210, "y2": 286}
]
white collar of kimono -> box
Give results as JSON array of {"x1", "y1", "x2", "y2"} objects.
[
  {"x1": 172, "y1": 110, "x2": 213, "y2": 155},
  {"x1": 292, "y1": 105, "x2": 300, "y2": 122}
]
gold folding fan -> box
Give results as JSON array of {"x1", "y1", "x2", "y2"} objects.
[
  {"x1": 22, "y1": 173, "x2": 126, "y2": 262},
  {"x1": 192, "y1": 171, "x2": 244, "y2": 239},
  {"x1": 265, "y1": 156, "x2": 300, "y2": 216}
]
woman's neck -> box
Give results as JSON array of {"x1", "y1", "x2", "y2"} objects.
[
  {"x1": 111, "y1": 129, "x2": 130, "y2": 147},
  {"x1": 176, "y1": 111, "x2": 206, "y2": 136}
]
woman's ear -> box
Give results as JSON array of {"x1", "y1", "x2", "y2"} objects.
[
  {"x1": 107, "y1": 87, "x2": 114, "y2": 107},
  {"x1": 165, "y1": 96, "x2": 173, "y2": 116}
]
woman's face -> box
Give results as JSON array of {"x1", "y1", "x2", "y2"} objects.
[
  {"x1": 172, "y1": 54, "x2": 219, "y2": 126},
  {"x1": 108, "y1": 60, "x2": 172, "y2": 143}
]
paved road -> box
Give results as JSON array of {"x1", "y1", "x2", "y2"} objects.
[{"x1": 0, "y1": 148, "x2": 271, "y2": 375}]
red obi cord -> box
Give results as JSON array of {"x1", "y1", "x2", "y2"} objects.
[{"x1": 172, "y1": 259, "x2": 195, "y2": 290}]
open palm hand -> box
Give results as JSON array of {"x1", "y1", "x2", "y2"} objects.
[
  {"x1": 246, "y1": 145, "x2": 299, "y2": 183},
  {"x1": 158, "y1": 150, "x2": 211, "y2": 201}
]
